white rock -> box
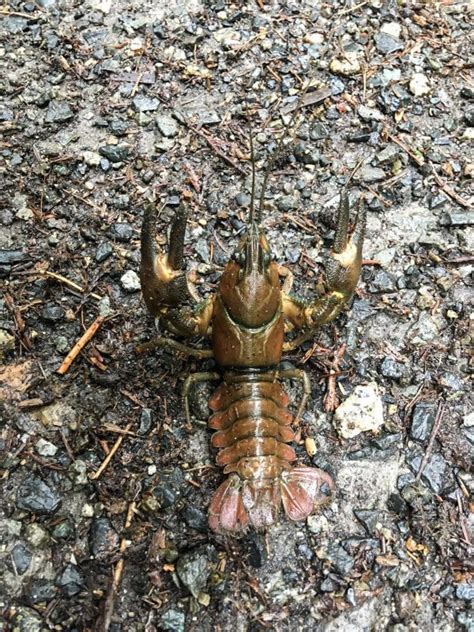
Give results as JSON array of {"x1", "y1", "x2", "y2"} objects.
[
  {"x1": 464, "y1": 412, "x2": 474, "y2": 427},
  {"x1": 334, "y1": 382, "x2": 384, "y2": 439},
  {"x1": 120, "y1": 270, "x2": 141, "y2": 292},
  {"x1": 380, "y1": 21, "x2": 401, "y2": 38},
  {"x1": 87, "y1": 0, "x2": 111, "y2": 13},
  {"x1": 304, "y1": 33, "x2": 324, "y2": 46},
  {"x1": 35, "y1": 438, "x2": 58, "y2": 457},
  {"x1": 81, "y1": 503, "x2": 95, "y2": 517},
  {"x1": 409, "y1": 72, "x2": 431, "y2": 97},
  {"x1": 82, "y1": 150, "x2": 101, "y2": 167},
  {"x1": 461, "y1": 127, "x2": 474, "y2": 141},
  {"x1": 329, "y1": 52, "x2": 361, "y2": 76},
  {"x1": 213, "y1": 28, "x2": 241, "y2": 46},
  {"x1": 307, "y1": 514, "x2": 330, "y2": 535},
  {"x1": 0, "y1": 329, "x2": 15, "y2": 358}
]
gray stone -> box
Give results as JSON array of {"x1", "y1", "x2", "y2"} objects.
[
  {"x1": 95, "y1": 242, "x2": 113, "y2": 262},
  {"x1": 133, "y1": 95, "x2": 159, "y2": 112},
  {"x1": 195, "y1": 238, "x2": 209, "y2": 263},
  {"x1": 89, "y1": 518, "x2": 119, "y2": 559},
  {"x1": 156, "y1": 114, "x2": 179, "y2": 138},
  {"x1": 441, "y1": 211, "x2": 474, "y2": 226},
  {"x1": 374, "y1": 32, "x2": 403, "y2": 55},
  {"x1": 0, "y1": 250, "x2": 28, "y2": 265},
  {"x1": 357, "y1": 166, "x2": 386, "y2": 183},
  {"x1": 109, "y1": 119, "x2": 129, "y2": 136},
  {"x1": 138, "y1": 408, "x2": 154, "y2": 435},
  {"x1": 353, "y1": 509, "x2": 380, "y2": 535},
  {"x1": 41, "y1": 304, "x2": 65, "y2": 322},
  {"x1": 277, "y1": 195, "x2": 299, "y2": 212},
  {"x1": 456, "y1": 583, "x2": 474, "y2": 601},
  {"x1": 358, "y1": 105, "x2": 384, "y2": 122},
  {"x1": 182, "y1": 505, "x2": 208, "y2": 532},
  {"x1": 176, "y1": 546, "x2": 213, "y2": 597},
  {"x1": 11, "y1": 542, "x2": 32, "y2": 574},
  {"x1": 55, "y1": 564, "x2": 84, "y2": 597},
  {"x1": 380, "y1": 357, "x2": 405, "y2": 380},
  {"x1": 99, "y1": 144, "x2": 130, "y2": 162},
  {"x1": 407, "y1": 451, "x2": 448, "y2": 494},
  {"x1": 25, "y1": 578, "x2": 57, "y2": 604},
  {"x1": 35, "y1": 438, "x2": 58, "y2": 457},
  {"x1": 159, "y1": 609, "x2": 186, "y2": 632},
  {"x1": 410, "y1": 403, "x2": 435, "y2": 441},
  {"x1": 16, "y1": 475, "x2": 61, "y2": 514},
  {"x1": 112, "y1": 222, "x2": 133, "y2": 241},
  {"x1": 45, "y1": 100, "x2": 74, "y2": 123},
  {"x1": 369, "y1": 270, "x2": 397, "y2": 293},
  {"x1": 376, "y1": 144, "x2": 400, "y2": 165},
  {"x1": 324, "y1": 543, "x2": 354, "y2": 575}
]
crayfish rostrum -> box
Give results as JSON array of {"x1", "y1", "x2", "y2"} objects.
[{"x1": 140, "y1": 174, "x2": 365, "y2": 535}]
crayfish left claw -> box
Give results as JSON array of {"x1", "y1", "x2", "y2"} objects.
[
  {"x1": 140, "y1": 203, "x2": 192, "y2": 317},
  {"x1": 325, "y1": 191, "x2": 366, "y2": 300}
]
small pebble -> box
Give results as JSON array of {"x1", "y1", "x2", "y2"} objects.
[
  {"x1": 409, "y1": 73, "x2": 431, "y2": 97},
  {"x1": 120, "y1": 270, "x2": 141, "y2": 292}
]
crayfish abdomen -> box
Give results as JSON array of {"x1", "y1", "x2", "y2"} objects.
[{"x1": 207, "y1": 375, "x2": 333, "y2": 533}]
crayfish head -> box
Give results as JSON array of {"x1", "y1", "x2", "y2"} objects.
[{"x1": 219, "y1": 222, "x2": 281, "y2": 327}]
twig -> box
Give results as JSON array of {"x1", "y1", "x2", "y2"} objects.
[
  {"x1": 338, "y1": 0, "x2": 368, "y2": 16},
  {"x1": 69, "y1": 190, "x2": 103, "y2": 211},
  {"x1": 120, "y1": 388, "x2": 146, "y2": 408},
  {"x1": 456, "y1": 490, "x2": 472, "y2": 547},
  {"x1": 183, "y1": 121, "x2": 247, "y2": 176},
  {"x1": 60, "y1": 430, "x2": 75, "y2": 462},
  {"x1": 89, "y1": 423, "x2": 132, "y2": 480},
  {"x1": 323, "y1": 344, "x2": 347, "y2": 412},
  {"x1": 281, "y1": 87, "x2": 331, "y2": 114},
  {"x1": 4, "y1": 293, "x2": 32, "y2": 350},
  {"x1": 432, "y1": 168, "x2": 473, "y2": 209},
  {"x1": 102, "y1": 423, "x2": 139, "y2": 437},
  {"x1": 44, "y1": 270, "x2": 103, "y2": 300},
  {"x1": 99, "y1": 501, "x2": 136, "y2": 632},
  {"x1": 387, "y1": 132, "x2": 424, "y2": 167},
  {"x1": 415, "y1": 400, "x2": 446, "y2": 482},
  {"x1": 56, "y1": 316, "x2": 105, "y2": 375},
  {"x1": 0, "y1": 9, "x2": 41, "y2": 19}
]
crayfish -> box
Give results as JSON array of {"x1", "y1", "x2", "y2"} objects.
[{"x1": 140, "y1": 150, "x2": 366, "y2": 535}]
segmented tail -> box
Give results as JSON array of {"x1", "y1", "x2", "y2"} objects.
[{"x1": 207, "y1": 376, "x2": 333, "y2": 534}]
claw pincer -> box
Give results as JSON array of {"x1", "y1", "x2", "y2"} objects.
[{"x1": 140, "y1": 191, "x2": 365, "y2": 535}]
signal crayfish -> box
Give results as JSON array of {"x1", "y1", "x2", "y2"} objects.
[{"x1": 139, "y1": 141, "x2": 366, "y2": 535}]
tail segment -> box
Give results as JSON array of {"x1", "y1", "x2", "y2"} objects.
[{"x1": 208, "y1": 467, "x2": 333, "y2": 534}]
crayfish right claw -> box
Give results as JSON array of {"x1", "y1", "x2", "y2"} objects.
[{"x1": 140, "y1": 203, "x2": 191, "y2": 317}]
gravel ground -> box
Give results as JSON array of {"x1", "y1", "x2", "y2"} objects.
[{"x1": 1, "y1": 1, "x2": 473, "y2": 630}]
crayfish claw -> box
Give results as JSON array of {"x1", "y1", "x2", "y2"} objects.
[
  {"x1": 333, "y1": 189, "x2": 351, "y2": 254},
  {"x1": 140, "y1": 203, "x2": 192, "y2": 317},
  {"x1": 325, "y1": 193, "x2": 366, "y2": 300}
]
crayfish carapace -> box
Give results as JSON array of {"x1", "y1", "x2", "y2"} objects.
[{"x1": 140, "y1": 164, "x2": 365, "y2": 535}]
